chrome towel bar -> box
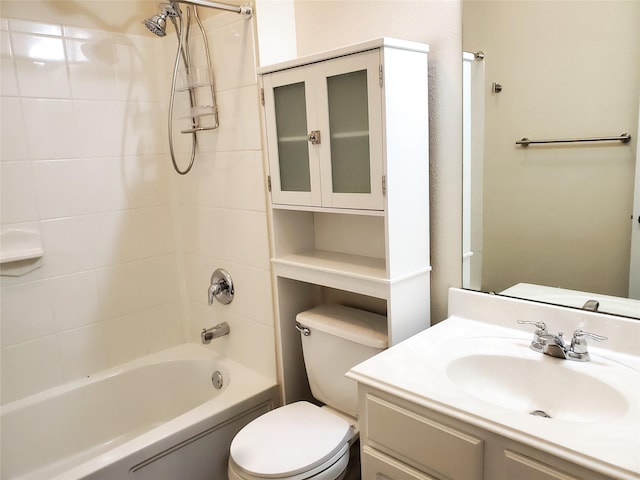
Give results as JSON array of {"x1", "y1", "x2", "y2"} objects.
[{"x1": 516, "y1": 132, "x2": 631, "y2": 147}]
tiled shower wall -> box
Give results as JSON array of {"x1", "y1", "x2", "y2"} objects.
[
  {"x1": 0, "y1": 17, "x2": 182, "y2": 404},
  {"x1": 0, "y1": 9, "x2": 276, "y2": 404},
  {"x1": 163, "y1": 12, "x2": 277, "y2": 381}
]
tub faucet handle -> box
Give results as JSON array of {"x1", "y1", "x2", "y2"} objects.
[{"x1": 208, "y1": 268, "x2": 234, "y2": 305}]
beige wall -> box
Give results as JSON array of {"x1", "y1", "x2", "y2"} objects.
[
  {"x1": 290, "y1": 0, "x2": 463, "y2": 322},
  {"x1": 463, "y1": 0, "x2": 640, "y2": 296}
]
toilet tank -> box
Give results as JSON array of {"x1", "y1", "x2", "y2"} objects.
[{"x1": 297, "y1": 304, "x2": 388, "y2": 417}]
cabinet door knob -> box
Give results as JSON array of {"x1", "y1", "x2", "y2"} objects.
[{"x1": 308, "y1": 130, "x2": 321, "y2": 145}]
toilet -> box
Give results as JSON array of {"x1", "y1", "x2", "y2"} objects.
[{"x1": 228, "y1": 304, "x2": 388, "y2": 480}]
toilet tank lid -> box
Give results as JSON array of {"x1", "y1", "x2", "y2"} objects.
[{"x1": 296, "y1": 304, "x2": 388, "y2": 349}]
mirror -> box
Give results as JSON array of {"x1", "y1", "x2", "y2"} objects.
[{"x1": 462, "y1": 1, "x2": 640, "y2": 319}]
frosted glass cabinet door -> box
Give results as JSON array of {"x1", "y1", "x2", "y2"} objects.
[
  {"x1": 263, "y1": 50, "x2": 383, "y2": 210},
  {"x1": 263, "y1": 66, "x2": 321, "y2": 206},
  {"x1": 318, "y1": 50, "x2": 383, "y2": 210}
]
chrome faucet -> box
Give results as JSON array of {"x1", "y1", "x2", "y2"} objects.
[
  {"x1": 208, "y1": 268, "x2": 234, "y2": 305},
  {"x1": 517, "y1": 321, "x2": 607, "y2": 362},
  {"x1": 201, "y1": 322, "x2": 230, "y2": 344}
]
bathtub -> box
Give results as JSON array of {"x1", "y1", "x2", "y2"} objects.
[{"x1": 0, "y1": 343, "x2": 278, "y2": 480}]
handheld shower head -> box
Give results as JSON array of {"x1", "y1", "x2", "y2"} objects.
[{"x1": 143, "y1": 3, "x2": 180, "y2": 37}]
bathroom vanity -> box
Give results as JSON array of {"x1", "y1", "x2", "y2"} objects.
[{"x1": 348, "y1": 289, "x2": 640, "y2": 480}]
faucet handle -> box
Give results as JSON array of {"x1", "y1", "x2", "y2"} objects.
[
  {"x1": 568, "y1": 329, "x2": 607, "y2": 360},
  {"x1": 517, "y1": 320, "x2": 548, "y2": 352},
  {"x1": 517, "y1": 320, "x2": 547, "y2": 333},
  {"x1": 572, "y1": 329, "x2": 607, "y2": 342}
]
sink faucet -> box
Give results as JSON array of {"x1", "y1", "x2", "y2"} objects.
[
  {"x1": 201, "y1": 322, "x2": 230, "y2": 344},
  {"x1": 517, "y1": 321, "x2": 607, "y2": 362}
]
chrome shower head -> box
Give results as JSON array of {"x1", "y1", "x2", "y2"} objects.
[
  {"x1": 143, "y1": 3, "x2": 180, "y2": 37},
  {"x1": 143, "y1": 14, "x2": 167, "y2": 36}
]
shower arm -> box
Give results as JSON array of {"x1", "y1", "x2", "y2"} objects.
[{"x1": 176, "y1": 0, "x2": 252, "y2": 16}]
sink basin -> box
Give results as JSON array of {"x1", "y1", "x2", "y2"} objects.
[{"x1": 446, "y1": 354, "x2": 629, "y2": 422}]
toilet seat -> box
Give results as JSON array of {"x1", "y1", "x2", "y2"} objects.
[{"x1": 229, "y1": 402, "x2": 351, "y2": 480}]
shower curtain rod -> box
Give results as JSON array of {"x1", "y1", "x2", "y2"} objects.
[{"x1": 176, "y1": 0, "x2": 252, "y2": 16}]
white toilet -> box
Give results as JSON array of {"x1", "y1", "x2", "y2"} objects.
[{"x1": 228, "y1": 304, "x2": 388, "y2": 480}]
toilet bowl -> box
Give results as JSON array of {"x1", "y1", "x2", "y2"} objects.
[{"x1": 228, "y1": 304, "x2": 387, "y2": 480}]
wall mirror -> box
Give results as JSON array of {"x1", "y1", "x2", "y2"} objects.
[{"x1": 462, "y1": 0, "x2": 640, "y2": 319}]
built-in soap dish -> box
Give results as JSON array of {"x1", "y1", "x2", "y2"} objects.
[{"x1": 0, "y1": 230, "x2": 44, "y2": 277}]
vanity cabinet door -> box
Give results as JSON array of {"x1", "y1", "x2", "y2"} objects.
[
  {"x1": 362, "y1": 446, "x2": 440, "y2": 480},
  {"x1": 503, "y1": 451, "x2": 583, "y2": 480}
]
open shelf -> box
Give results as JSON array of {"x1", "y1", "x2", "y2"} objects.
[{"x1": 272, "y1": 250, "x2": 388, "y2": 299}]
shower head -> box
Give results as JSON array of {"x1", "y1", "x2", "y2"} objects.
[{"x1": 143, "y1": 3, "x2": 180, "y2": 37}]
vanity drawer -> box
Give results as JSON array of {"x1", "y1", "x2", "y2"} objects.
[
  {"x1": 365, "y1": 394, "x2": 484, "y2": 480},
  {"x1": 362, "y1": 445, "x2": 439, "y2": 480}
]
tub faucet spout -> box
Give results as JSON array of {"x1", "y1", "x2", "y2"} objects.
[{"x1": 201, "y1": 322, "x2": 230, "y2": 344}]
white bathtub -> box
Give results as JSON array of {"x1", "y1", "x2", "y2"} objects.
[{"x1": 0, "y1": 343, "x2": 278, "y2": 480}]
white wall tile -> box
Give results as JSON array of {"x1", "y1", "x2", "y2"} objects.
[
  {"x1": 63, "y1": 25, "x2": 112, "y2": 41},
  {"x1": 208, "y1": 19, "x2": 257, "y2": 92},
  {"x1": 124, "y1": 155, "x2": 170, "y2": 208},
  {"x1": 103, "y1": 311, "x2": 150, "y2": 365},
  {"x1": 67, "y1": 39, "x2": 118, "y2": 100},
  {"x1": 49, "y1": 271, "x2": 100, "y2": 331},
  {"x1": 11, "y1": 32, "x2": 71, "y2": 98},
  {"x1": 1, "y1": 337, "x2": 64, "y2": 403},
  {"x1": 89, "y1": 157, "x2": 130, "y2": 212},
  {"x1": 57, "y1": 323, "x2": 109, "y2": 381},
  {"x1": 87, "y1": 211, "x2": 139, "y2": 267},
  {"x1": 131, "y1": 206, "x2": 176, "y2": 258},
  {"x1": 145, "y1": 302, "x2": 183, "y2": 352},
  {"x1": 8, "y1": 19, "x2": 62, "y2": 36},
  {"x1": 137, "y1": 255, "x2": 179, "y2": 309},
  {"x1": 0, "y1": 162, "x2": 39, "y2": 223},
  {"x1": 95, "y1": 262, "x2": 142, "y2": 319},
  {"x1": 0, "y1": 281, "x2": 55, "y2": 347},
  {"x1": 196, "y1": 207, "x2": 270, "y2": 269},
  {"x1": 32, "y1": 159, "x2": 95, "y2": 218},
  {"x1": 182, "y1": 253, "x2": 215, "y2": 304},
  {"x1": 0, "y1": 97, "x2": 29, "y2": 161},
  {"x1": 121, "y1": 101, "x2": 164, "y2": 156},
  {"x1": 21, "y1": 98, "x2": 77, "y2": 159},
  {"x1": 1, "y1": 30, "x2": 19, "y2": 96},
  {"x1": 41, "y1": 217, "x2": 95, "y2": 277},
  {"x1": 114, "y1": 43, "x2": 159, "y2": 102},
  {"x1": 196, "y1": 151, "x2": 266, "y2": 211},
  {"x1": 74, "y1": 100, "x2": 124, "y2": 158}
]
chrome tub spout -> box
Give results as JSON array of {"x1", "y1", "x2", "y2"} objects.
[{"x1": 201, "y1": 322, "x2": 230, "y2": 344}]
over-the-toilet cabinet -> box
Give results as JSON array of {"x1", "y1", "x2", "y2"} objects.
[{"x1": 258, "y1": 38, "x2": 431, "y2": 403}]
